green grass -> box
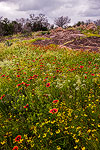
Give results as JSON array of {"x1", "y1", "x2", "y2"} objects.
[
  {"x1": 80, "y1": 28, "x2": 100, "y2": 37},
  {"x1": 63, "y1": 40, "x2": 75, "y2": 45},
  {"x1": 83, "y1": 33, "x2": 100, "y2": 37},
  {"x1": 21, "y1": 37, "x2": 51, "y2": 44},
  {"x1": 0, "y1": 37, "x2": 100, "y2": 150}
]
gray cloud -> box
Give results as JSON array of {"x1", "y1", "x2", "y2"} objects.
[
  {"x1": 0, "y1": 0, "x2": 100, "y2": 25},
  {"x1": 81, "y1": 0, "x2": 100, "y2": 17},
  {"x1": 84, "y1": 9, "x2": 100, "y2": 17},
  {"x1": 18, "y1": 0, "x2": 65, "y2": 11},
  {"x1": 90, "y1": 0, "x2": 100, "y2": 9}
]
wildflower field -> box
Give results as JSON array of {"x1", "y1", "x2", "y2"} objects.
[{"x1": 0, "y1": 38, "x2": 100, "y2": 150}]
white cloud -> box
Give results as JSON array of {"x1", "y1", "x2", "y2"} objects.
[{"x1": 0, "y1": 1, "x2": 28, "y2": 20}]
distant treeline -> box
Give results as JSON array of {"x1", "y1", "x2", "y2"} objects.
[
  {"x1": 0, "y1": 14, "x2": 51, "y2": 36},
  {"x1": 0, "y1": 14, "x2": 100, "y2": 36}
]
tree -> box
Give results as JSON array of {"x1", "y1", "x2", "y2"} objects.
[
  {"x1": 0, "y1": 13, "x2": 50, "y2": 36},
  {"x1": 0, "y1": 17, "x2": 3, "y2": 36},
  {"x1": 94, "y1": 19, "x2": 100, "y2": 26},
  {"x1": 16, "y1": 18, "x2": 26, "y2": 27},
  {"x1": 11, "y1": 21, "x2": 22, "y2": 33},
  {"x1": 1, "y1": 18, "x2": 13, "y2": 36},
  {"x1": 0, "y1": 18, "x2": 22, "y2": 36},
  {"x1": 29, "y1": 13, "x2": 50, "y2": 31},
  {"x1": 22, "y1": 22, "x2": 32, "y2": 34},
  {"x1": 85, "y1": 19, "x2": 93, "y2": 25},
  {"x1": 50, "y1": 24, "x2": 54, "y2": 29},
  {"x1": 54, "y1": 16, "x2": 71, "y2": 28},
  {"x1": 75, "y1": 21, "x2": 85, "y2": 27}
]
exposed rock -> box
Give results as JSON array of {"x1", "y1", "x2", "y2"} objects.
[
  {"x1": 33, "y1": 28, "x2": 100, "y2": 52},
  {"x1": 86, "y1": 23, "x2": 97, "y2": 31},
  {"x1": 79, "y1": 24, "x2": 87, "y2": 29},
  {"x1": 55, "y1": 27, "x2": 64, "y2": 32}
]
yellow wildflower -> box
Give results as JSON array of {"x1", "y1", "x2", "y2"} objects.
[
  {"x1": 1, "y1": 141, "x2": 6, "y2": 145},
  {"x1": 75, "y1": 139, "x2": 79, "y2": 143},
  {"x1": 43, "y1": 133, "x2": 47, "y2": 138},
  {"x1": 57, "y1": 146, "x2": 61, "y2": 150},
  {"x1": 56, "y1": 129, "x2": 60, "y2": 134},
  {"x1": 87, "y1": 129, "x2": 91, "y2": 133},
  {"x1": 50, "y1": 132, "x2": 53, "y2": 135},
  {"x1": 82, "y1": 147, "x2": 85, "y2": 150},
  {"x1": 98, "y1": 124, "x2": 100, "y2": 127},
  {"x1": 88, "y1": 137, "x2": 91, "y2": 140},
  {"x1": 74, "y1": 145, "x2": 78, "y2": 149},
  {"x1": 84, "y1": 114, "x2": 87, "y2": 117}
]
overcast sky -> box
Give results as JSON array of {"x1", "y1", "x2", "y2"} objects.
[{"x1": 0, "y1": 0, "x2": 100, "y2": 25}]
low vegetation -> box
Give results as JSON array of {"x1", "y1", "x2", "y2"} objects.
[{"x1": 0, "y1": 36, "x2": 100, "y2": 150}]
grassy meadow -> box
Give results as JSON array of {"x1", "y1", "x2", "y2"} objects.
[{"x1": 0, "y1": 36, "x2": 100, "y2": 150}]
